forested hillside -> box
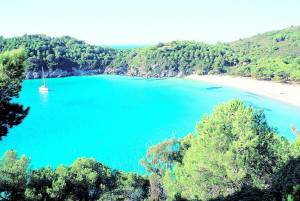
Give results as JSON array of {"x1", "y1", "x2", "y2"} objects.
[
  {"x1": 0, "y1": 35, "x2": 116, "y2": 78},
  {"x1": 229, "y1": 26, "x2": 300, "y2": 81},
  {"x1": 0, "y1": 26, "x2": 300, "y2": 81},
  {"x1": 1, "y1": 49, "x2": 299, "y2": 200}
]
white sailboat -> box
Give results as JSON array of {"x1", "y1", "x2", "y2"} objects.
[{"x1": 39, "y1": 67, "x2": 49, "y2": 93}]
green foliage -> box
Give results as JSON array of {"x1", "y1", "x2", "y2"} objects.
[
  {"x1": 1, "y1": 26, "x2": 300, "y2": 81},
  {"x1": 162, "y1": 100, "x2": 293, "y2": 200},
  {"x1": 100, "y1": 172, "x2": 149, "y2": 201},
  {"x1": 1, "y1": 29, "x2": 300, "y2": 199},
  {"x1": 141, "y1": 138, "x2": 182, "y2": 177},
  {"x1": 291, "y1": 127, "x2": 300, "y2": 157},
  {"x1": 0, "y1": 49, "x2": 25, "y2": 100},
  {"x1": 0, "y1": 150, "x2": 30, "y2": 200},
  {"x1": 141, "y1": 138, "x2": 183, "y2": 200},
  {"x1": 229, "y1": 26, "x2": 300, "y2": 82},
  {"x1": 287, "y1": 185, "x2": 300, "y2": 201},
  {"x1": 140, "y1": 137, "x2": 195, "y2": 200},
  {"x1": 271, "y1": 156, "x2": 300, "y2": 201},
  {"x1": 0, "y1": 151, "x2": 149, "y2": 201},
  {"x1": 25, "y1": 167, "x2": 56, "y2": 201},
  {"x1": 43, "y1": 158, "x2": 116, "y2": 201},
  {"x1": 0, "y1": 49, "x2": 29, "y2": 139},
  {"x1": 0, "y1": 35, "x2": 116, "y2": 72},
  {"x1": 1, "y1": 100, "x2": 299, "y2": 200},
  {"x1": 208, "y1": 155, "x2": 300, "y2": 201},
  {"x1": 123, "y1": 41, "x2": 237, "y2": 76}
]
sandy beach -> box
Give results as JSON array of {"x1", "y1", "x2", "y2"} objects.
[{"x1": 186, "y1": 74, "x2": 300, "y2": 109}]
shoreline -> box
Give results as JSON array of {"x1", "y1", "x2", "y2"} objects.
[
  {"x1": 27, "y1": 71, "x2": 300, "y2": 109},
  {"x1": 185, "y1": 74, "x2": 300, "y2": 109}
]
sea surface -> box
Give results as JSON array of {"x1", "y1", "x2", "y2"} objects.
[{"x1": 0, "y1": 75, "x2": 299, "y2": 173}]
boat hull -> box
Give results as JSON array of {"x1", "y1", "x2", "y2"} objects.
[{"x1": 39, "y1": 86, "x2": 48, "y2": 93}]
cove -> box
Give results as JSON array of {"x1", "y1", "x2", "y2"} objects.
[{"x1": 0, "y1": 75, "x2": 299, "y2": 173}]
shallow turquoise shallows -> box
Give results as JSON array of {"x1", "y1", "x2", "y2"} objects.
[{"x1": 0, "y1": 75, "x2": 300, "y2": 173}]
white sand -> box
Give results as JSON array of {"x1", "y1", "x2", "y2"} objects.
[{"x1": 186, "y1": 74, "x2": 300, "y2": 109}]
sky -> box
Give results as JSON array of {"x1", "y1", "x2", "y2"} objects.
[{"x1": 1, "y1": 0, "x2": 300, "y2": 45}]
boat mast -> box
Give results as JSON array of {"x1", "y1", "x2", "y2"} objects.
[{"x1": 41, "y1": 66, "x2": 46, "y2": 86}]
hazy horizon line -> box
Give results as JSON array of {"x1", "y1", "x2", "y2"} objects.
[{"x1": 1, "y1": 25, "x2": 298, "y2": 47}]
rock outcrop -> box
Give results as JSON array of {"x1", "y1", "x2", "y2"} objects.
[{"x1": 24, "y1": 66, "x2": 182, "y2": 79}]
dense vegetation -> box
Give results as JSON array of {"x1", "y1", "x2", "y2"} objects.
[
  {"x1": 229, "y1": 26, "x2": 300, "y2": 82},
  {"x1": 0, "y1": 100, "x2": 299, "y2": 201},
  {"x1": 142, "y1": 101, "x2": 300, "y2": 201},
  {"x1": 1, "y1": 30, "x2": 300, "y2": 200},
  {"x1": 0, "y1": 26, "x2": 300, "y2": 81},
  {"x1": 0, "y1": 49, "x2": 28, "y2": 139},
  {"x1": 0, "y1": 35, "x2": 116, "y2": 74},
  {"x1": 0, "y1": 151, "x2": 149, "y2": 201},
  {"x1": 111, "y1": 41, "x2": 238, "y2": 77}
]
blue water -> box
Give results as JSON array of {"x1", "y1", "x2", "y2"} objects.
[{"x1": 0, "y1": 75, "x2": 299, "y2": 173}]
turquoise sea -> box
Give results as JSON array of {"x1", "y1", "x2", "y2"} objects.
[{"x1": 0, "y1": 75, "x2": 299, "y2": 173}]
